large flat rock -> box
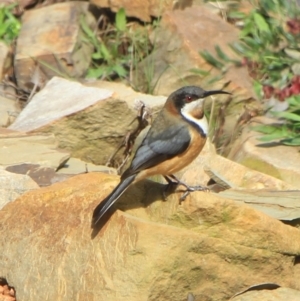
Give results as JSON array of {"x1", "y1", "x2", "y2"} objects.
[
  {"x1": 9, "y1": 77, "x2": 165, "y2": 165},
  {"x1": 0, "y1": 133, "x2": 70, "y2": 169},
  {"x1": 0, "y1": 173, "x2": 299, "y2": 301}
]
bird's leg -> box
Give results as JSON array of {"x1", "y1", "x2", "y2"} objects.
[
  {"x1": 167, "y1": 175, "x2": 209, "y2": 203},
  {"x1": 162, "y1": 175, "x2": 179, "y2": 200}
]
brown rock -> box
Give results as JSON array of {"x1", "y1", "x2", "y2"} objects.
[
  {"x1": 9, "y1": 77, "x2": 165, "y2": 165},
  {"x1": 0, "y1": 133, "x2": 70, "y2": 170},
  {"x1": 56, "y1": 157, "x2": 117, "y2": 175},
  {"x1": 228, "y1": 118, "x2": 300, "y2": 187},
  {"x1": 178, "y1": 139, "x2": 295, "y2": 190},
  {"x1": 90, "y1": 0, "x2": 192, "y2": 22},
  {"x1": 1, "y1": 172, "x2": 300, "y2": 301},
  {"x1": 0, "y1": 94, "x2": 20, "y2": 127},
  {"x1": 14, "y1": 2, "x2": 95, "y2": 91},
  {"x1": 231, "y1": 287, "x2": 300, "y2": 301},
  {"x1": 0, "y1": 169, "x2": 39, "y2": 210},
  {"x1": 0, "y1": 42, "x2": 11, "y2": 81},
  {"x1": 137, "y1": 5, "x2": 255, "y2": 99}
]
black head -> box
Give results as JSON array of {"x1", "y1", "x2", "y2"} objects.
[{"x1": 166, "y1": 86, "x2": 230, "y2": 111}]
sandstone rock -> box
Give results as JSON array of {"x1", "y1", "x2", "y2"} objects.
[
  {"x1": 0, "y1": 169, "x2": 39, "y2": 210},
  {"x1": 0, "y1": 94, "x2": 20, "y2": 127},
  {"x1": 0, "y1": 133, "x2": 70, "y2": 170},
  {"x1": 228, "y1": 118, "x2": 300, "y2": 187},
  {"x1": 219, "y1": 189, "x2": 300, "y2": 222},
  {"x1": 0, "y1": 42, "x2": 11, "y2": 81},
  {"x1": 90, "y1": 0, "x2": 192, "y2": 22},
  {"x1": 14, "y1": 2, "x2": 95, "y2": 91},
  {"x1": 56, "y1": 157, "x2": 117, "y2": 175},
  {"x1": 9, "y1": 77, "x2": 165, "y2": 165},
  {"x1": 136, "y1": 5, "x2": 255, "y2": 99},
  {"x1": 9, "y1": 77, "x2": 113, "y2": 132},
  {"x1": 231, "y1": 287, "x2": 300, "y2": 301},
  {"x1": 6, "y1": 163, "x2": 57, "y2": 187},
  {"x1": 178, "y1": 139, "x2": 295, "y2": 191},
  {"x1": 1, "y1": 172, "x2": 300, "y2": 301}
]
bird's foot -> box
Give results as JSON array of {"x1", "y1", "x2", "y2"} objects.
[
  {"x1": 162, "y1": 177, "x2": 178, "y2": 200},
  {"x1": 179, "y1": 185, "x2": 210, "y2": 203},
  {"x1": 163, "y1": 175, "x2": 209, "y2": 202}
]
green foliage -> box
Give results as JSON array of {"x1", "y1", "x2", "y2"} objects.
[
  {"x1": 200, "y1": 0, "x2": 300, "y2": 145},
  {"x1": 253, "y1": 95, "x2": 300, "y2": 145},
  {"x1": 0, "y1": 4, "x2": 20, "y2": 44},
  {"x1": 81, "y1": 8, "x2": 151, "y2": 82}
]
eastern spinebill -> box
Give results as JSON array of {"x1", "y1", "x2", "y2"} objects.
[{"x1": 92, "y1": 86, "x2": 230, "y2": 228}]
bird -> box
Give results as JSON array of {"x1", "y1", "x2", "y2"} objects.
[{"x1": 92, "y1": 86, "x2": 230, "y2": 228}]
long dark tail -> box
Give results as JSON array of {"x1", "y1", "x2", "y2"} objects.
[{"x1": 91, "y1": 175, "x2": 136, "y2": 228}]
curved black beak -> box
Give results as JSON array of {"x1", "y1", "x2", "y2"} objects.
[{"x1": 203, "y1": 90, "x2": 231, "y2": 98}]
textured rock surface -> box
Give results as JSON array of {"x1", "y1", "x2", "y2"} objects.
[
  {"x1": 0, "y1": 94, "x2": 20, "y2": 127},
  {"x1": 90, "y1": 0, "x2": 192, "y2": 22},
  {"x1": 179, "y1": 139, "x2": 295, "y2": 190},
  {"x1": 137, "y1": 5, "x2": 255, "y2": 100},
  {"x1": 14, "y1": 2, "x2": 95, "y2": 90},
  {"x1": 231, "y1": 287, "x2": 300, "y2": 301},
  {"x1": 0, "y1": 42, "x2": 11, "y2": 82},
  {"x1": 0, "y1": 169, "x2": 39, "y2": 210},
  {"x1": 228, "y1": 122, "x2": 300, "y2": 187},
  {"x1": 1, "y1": 173, "x2": 299, "y2": 301},
  {"x1": 0, "y1": 133, "x2": 70, "y2": 169},
  {"x1": 57, "y1": 157, "x2": 117, "y2": 175},
  {"x1": 9, "y1": 77, "x2": 165, "y2": 165}
]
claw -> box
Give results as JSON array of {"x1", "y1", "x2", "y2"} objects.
[
  {"x1": 163, "y1": 175, "x2": 209, "y2": 203},
  {"x1": 179, "y1": 185, "x2": 210, "y2": 203}
]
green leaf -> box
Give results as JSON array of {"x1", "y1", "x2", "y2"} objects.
[
  {"x1": 215, "y1": 45, "x2": 230, "y2": 61},
  {"x1": 258, "y1": 132, "x2": 287, "y2": 142},
  {"x1": 227, "y1": 11, "x2": 246, "y2": 19},
  {"x1": 273, "y1": 111, "x2": 300, "y2": 122},
  {"x1": 199, "y1": 50, "x2": 224, "y2": 69},
  {"x1": 115, "y1": 8, "x2": 127, "y2": 32},
  {"x1": 86, "y1": 66, "x2": 106, "y2": 79},
  {"x1": 253, "y1": 13, "x2": 270, "y2": 33},
  {"x1": 112, "y1": 64, "x2": 127, "y2": 77},
  {"x1": 189, "y1": 68, "x2": 210, "y2": 76},
  {"x1": 253, "y1": 81, "x2": 263, "y2": 99},
  {"x1": 287, "y1": 95, "x2": 300, "y2": 106},
  {"x1": 100, "y1": 43, "x2": 112, "y2": 61},
  {"x1": 252, "y1": 124, "x2": 281, "y2": 135},
  {"x1": 92, "y1": 52, "x2": 103, "y2": 60},
  {"x1": 281, "y1": 137, "x2": 300, "y2": 146}
]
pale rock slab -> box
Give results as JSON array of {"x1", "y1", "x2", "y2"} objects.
[
  {"x1": 10, "y1": 77, "x2": 165, "y2": 165},
  {"x1": 14, "y1": 2, "x2": 95, "y2": 90},
  {"x1": 228, "y1": 119, "x2": 300, "y2": 188},
  {"x1": 179, "y1": 139, "x2": 295, "y2": 190},
  {"x1": 0, "y1": 133, "x2": 70, "y2": 169},
  {"x1": 0, "y1": 173, "x2": 300, "y2": 301},
  {"x1": 9, "y1": 77, "x2": 113, "y2": 132},
  {"x1": 0, "y1": 169, "x2": 39, "y2": 210},
  {"x1": 57, "y1": 157, "x2": 117, "y2": 175}
]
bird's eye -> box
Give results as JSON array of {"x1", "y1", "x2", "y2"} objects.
[{"x1": 185, "y1": 96, "x2": 192, "y2": 102}]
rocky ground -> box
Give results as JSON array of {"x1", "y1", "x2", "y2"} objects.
[{"x1": 0, "y1": 1, "x2": 300, "y2": 301}]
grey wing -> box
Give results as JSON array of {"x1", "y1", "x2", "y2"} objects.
[{"x1": 121, "y1": 122, "x2": 190, "y2": 179}]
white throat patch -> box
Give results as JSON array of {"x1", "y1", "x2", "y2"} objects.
[{"x1": 181, "y1": 98, "x2": 208, "y2": 135}]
